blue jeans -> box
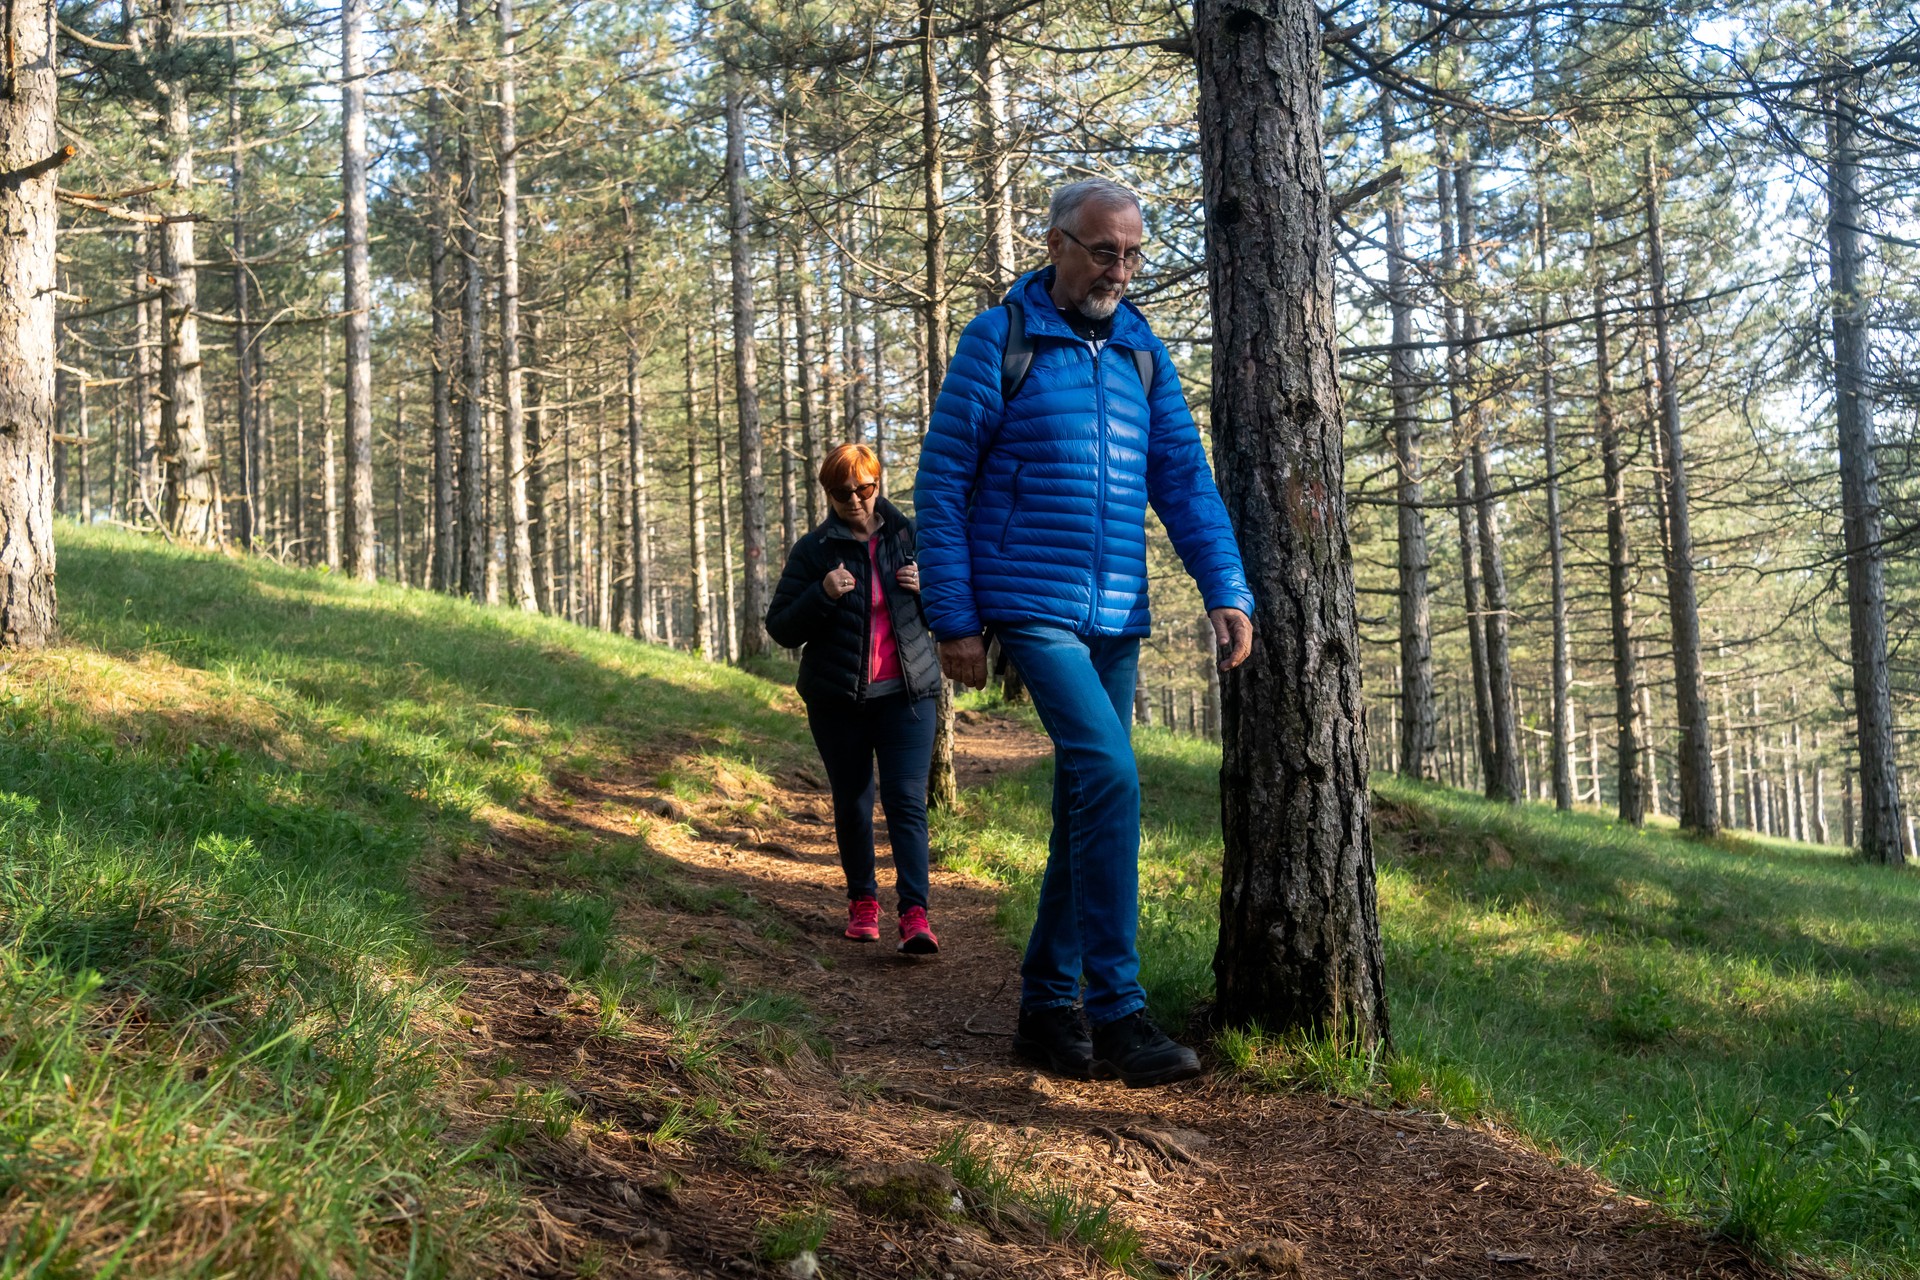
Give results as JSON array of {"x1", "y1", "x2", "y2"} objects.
[
  {"x1": 805, "y1": 691, "x2": 936, "y2": 912},
  {"x1": 993, "y1": 622, "x2": 1144, "y2": 1026}
]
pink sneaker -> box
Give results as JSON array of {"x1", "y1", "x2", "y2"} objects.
[
  {"x1": 844, "y1": 897, "x2": 880, "y2": 942},
  {"x1": 897, "y1": 906, "x2": 939, "y2": 955}
]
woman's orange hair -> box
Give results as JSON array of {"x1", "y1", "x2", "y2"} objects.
[{"x1": 819, "y1": 442, "x2": 880, "y2": 492}]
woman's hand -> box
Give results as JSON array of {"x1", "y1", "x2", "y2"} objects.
[
  {"x1": 823, "y1": 564, "x2": 857, "y2": 600},
  {"x1": 895, "y1": 562, "x2": 920, "y2": 593}
]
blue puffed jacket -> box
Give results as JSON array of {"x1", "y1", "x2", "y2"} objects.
[{"x1": 914, "y1": 267, "x2": 1253, "y2": 641}]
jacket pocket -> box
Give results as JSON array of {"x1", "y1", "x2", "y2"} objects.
[{"x1": 997, "y1": 463, "x2": 1024, "y2": 552}]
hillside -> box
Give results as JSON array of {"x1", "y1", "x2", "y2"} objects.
[{"x1": 0, "y1": 525, "x2": 1823, "y2": 1278}]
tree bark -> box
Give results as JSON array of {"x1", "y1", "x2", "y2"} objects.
[
  {"x1": 1380, "y1": 88, "x2": 1433, "y2": 782},
  {"x1": 428, "y1": 94, "x2": 458, "y2": 593},
  {"x1": 342, "y1": 0, "x2": 376, "y2": 580},
  {"x1": 0, "y1": 0, "x2": 59, "y2": 647},
  {"x1": 1827, "y1": 79, "x2": 1907, "y2": 864},
  {"x1": 623, "y1": 191, "x2": 654, "y2": 641},
  {"x1": 1644, "y1": 150, "x2": 1718, "y2": 834},
  {"x1": 228, "y1": 0, "x2": 257, "y2": 552},
  {"x1": 158, "y1": 0, "x2": 218, "y2": 546},
  {"x1": 458, "y1": 0, "x2": 488, "y2": 600},
  {"x1": 1591, "y1": 246, "x2": 1646, "y2": 826},
  {"x1": 725, "y1": 65, "x2": 768, "y2": 658},
  {"x1": 793, "y1": 239, "x2": 822, "y2": 529},
  {"x1": 974, "y1": 10, "x2": 1017, "y2": 302},
  {"x1": 321, "y1": 328, "x2": 340, "y2": 568},
  {"x1": 775, "y1": 252, "x2": 797, "y2": 554},
  {"x1": 686, "y1": 327, "x2": 713, "y2": 660},
  {"x1": 921, "y1": 2, "x2": 960, "y2": 811},
  {"x1": 528, "y1": 314, "x2": 553, "y2": 614},
  {"x1": 1197, "y1": 0, "x2": 1388, "y2": 1045},
  {"x1": 495, "y1": 0, "x2": 535, "y2": 610}
]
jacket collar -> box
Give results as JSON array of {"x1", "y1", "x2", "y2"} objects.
[
  {"x1": 820, "y1": 493, "x2": 905, "y2": 543},
  {"x1": 1005, "y1": 266, "x2": 1153, "y2": 351}
]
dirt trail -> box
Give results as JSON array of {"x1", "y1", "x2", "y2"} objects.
[{"x1": 427, "y1": 710, "x2": 1786, "y2": 1280}]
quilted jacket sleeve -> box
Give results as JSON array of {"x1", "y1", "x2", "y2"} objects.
[
  {"x1": 1144, "y1": 341, "x2": 1256, "y2": 617},
  {"x1": 764, "y1": 534, "x2": 842, "y2": 650},
  {"x1": 914, "y1": 306, "x2": 1010, "y2": 642}
]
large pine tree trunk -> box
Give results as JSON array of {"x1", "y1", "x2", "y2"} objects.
[
  {"x1": 228, "y1": 2, "x2": 257, "y2": 552},
  {"x1": 0, "y1": 0, "x2": 59, "y2": 647},
  {"x1": 624, "y1": 193, "x2": 654, "y2": 641},
  {"x1": 1380, "y1": 89, "x2": 1433, "y2": 782},
  {"x1": 457, "y1": 0, "x2": 487, "y2": 600},
  {"x1": 792, "y1": 239, "x2": 822, "y2": 529},
  {"x1": 342, "y1": 0, "x2": 376, "y2": 581},
  {"x1": 1454, "y1": 146, "x2": 1521, "y2": 804},
  {"x1": 1197, "y1": 0, "x2": 1388, "y2": 1045},
  {"x1": 725, "y1": 67, "x2": 768, "y2": 658},
  {"x1": 1591, "y1": 252, "x2": 1646, "y2": 825},
  {"x1": 1827, "y1": 81, "x2": 1907, "y2": 865},
  {"x1": 428, "y1": 96, "x2": 458, "y2": 593},
  {"x1": 158, "y1": 0, "x2": 218, "y2": 545},
  {"x1": 1644, "y1": 152, "x2": 1719, "y2": 835},
  {"x1": 921, "y1": 4, "x2": 960, "y2": 811},
  {"x1": 974, "y1": 11, "x2": 1017, "y2": 303},
  {"x1": 496, "y1": 0, "x2": 536, "y2": 611},
  {"x1": 686, "y1": 328, "x2": 713, "y2": 660}
]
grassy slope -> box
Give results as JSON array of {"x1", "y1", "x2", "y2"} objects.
[
  {"x1": 934, "y1": 713, "x2": 1920, "y2": 1276},
  {"x1": 0, "y1": 524, "x2": 806, "y2": 1277}
]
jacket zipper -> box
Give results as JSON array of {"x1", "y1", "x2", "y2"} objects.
[{"x1": 1087, "y1": 344, "x2": 1107, "y2": 632}]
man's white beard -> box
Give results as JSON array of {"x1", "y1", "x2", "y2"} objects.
[{"x1": 1079, "y1": 286, "x2": 1122, "y2": 320}]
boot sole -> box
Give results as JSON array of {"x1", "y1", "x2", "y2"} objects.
[
  {"x1": 1091, "y1": 1056, "x2": 1204, "y2": 1089},
  {"x1": 1012, "y1": 1037, "x2": 1093, "y2": 1081},
  {"x1": 897, "y1": 934, "x2": 939, "y2": 955}
]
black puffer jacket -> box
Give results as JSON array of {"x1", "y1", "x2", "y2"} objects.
[{"x1": 765, "y1": 497, "x2": 942, "y2": 705}]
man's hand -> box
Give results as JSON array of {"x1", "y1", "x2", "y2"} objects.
[
  {"x1": 939, "y1": 636, "x2": 989, "y2": 689},
  {"x1": 1209, "y1": 607, "x2": 1253, "y2": 672}
]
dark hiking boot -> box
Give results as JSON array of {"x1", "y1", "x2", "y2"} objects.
[
  {"x1": 1012, "y1": 1004, "x2": 1093, "y2": 1081},
  {"x1": 1090, "y1": 1011, "x2": 1203, "y2": 1088}
]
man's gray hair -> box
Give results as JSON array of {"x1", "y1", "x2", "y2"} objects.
[{"x1": 1047, "y1": 178, "x2": 1143, "y2": 233}]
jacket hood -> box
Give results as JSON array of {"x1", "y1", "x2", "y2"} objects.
[{"x1": 1004, "y1": 267, "x2": 1154, "y2": 351}]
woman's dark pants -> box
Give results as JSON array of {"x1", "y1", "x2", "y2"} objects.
[{"x1": 805, "y1": 692, "x2": 936, "y2": 911}]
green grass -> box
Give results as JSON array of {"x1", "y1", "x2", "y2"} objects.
[
  {"x1": 933, "y1": 724, "x2": 1920, "y2": 1275},
  {"x1": 0, "y1": 523, "x2": 809, "y2": 1276}
]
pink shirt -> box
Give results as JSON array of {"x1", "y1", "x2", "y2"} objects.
[{"x1": 867, "y1": 535, "x2": 901, "y2": 684}]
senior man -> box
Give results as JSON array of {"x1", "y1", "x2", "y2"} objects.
[{"x1": 914, "y1": 178, "x2": 1253, "y2": 1088}]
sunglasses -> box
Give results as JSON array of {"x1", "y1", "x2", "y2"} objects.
[{"x1": 828, "y1": 481, "x2": 877, "y2": 503}]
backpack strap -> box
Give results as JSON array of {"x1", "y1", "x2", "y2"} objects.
[
  {"x1": 1000, "y1": 299, "x2": 1034, "y2": 404},
  {"x1": 1000, "y1": 297, "x2": 1155, "y2": 404}
]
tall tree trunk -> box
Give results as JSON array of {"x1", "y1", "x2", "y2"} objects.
[
  {"x1": 1197, "y1": 0, "x2": 1388, "y2": 1045},
  {"x1": 623, "y1": 192, "x2": 654, "y2": 641},
  {"x1": 131, "y1": 226, "x2": 157, "y2": 521},
  {"x1": 159, "y1": 0, "x2": 218, "y2": 545},
  {"x1": 0, "y1": 0, "x2": 59, "y2": 647},
  {"x1": 725, "y1": 65, "x2": 768, "y2": 658},
  {"x1": 1591, "y1": 243, "x2": 1646, "y2": 825},
  {"x1": 528, "y1": 314, "x2": 553, "y2": 614},
  {"x1": 793, "y1": 239, "x2": 822, "y2": 529},
  {"x1": 293, "y1": 400, "x2": 308, "y2": 560},
  {"x1": 921, "y1": 3, "x2": 960, "y2": 810},
  {"x1": 458, "y1": 0, "x2": 487, "y2": 600},
  {"x1": 834, "y1": 150, "x2": 865, "y2": 441},
  {"x1": 775, "y1": 251, "x2": 797, "y2": 554},
  {"x1": 391, "y1": 386, "x2": 408, "y2": 584},
  {"x1": 974, "y1": 9, "x2": 1016, "y2": 303},
  {"x1": 1827, "y1": 79, "x2": 1906, "y2": 864},
  {"x1": 1381, "y1": 89, "x2": 1433, "y2": 782},
  {"x1": 1644, "y1": 150, "x2": 1718, "y2": 834},
  {"x1": 342, "y1": 0, "x2": 376, "y2": 580},
  {"x1": 710, "y1": 313, "x2": 739, "y2": 662},
  {"x1": 1437, "y1": 159, "x2": 1494, "y2": 787},
  {"x1": 322, "y1": 328, "x2": 340, "y2": 568},
  {"x1": 495, "y1": 0, "x2": 535, "y2": 610},
  {"x1": 1537, "y1": 204, "x2": 1571, "y2": 810},
  {"x1": 228, "y1": 0, "x2": 257, "y2": 552},
  {"x1": 686, "y1": 328, "x2": 712, "y2": 660},
  {"x1": 428, "y1": 94, "x2": 458, "y2": 592},
  {"x1": 1454, "y1": 143, "x2": 1521, "y2": 804}
]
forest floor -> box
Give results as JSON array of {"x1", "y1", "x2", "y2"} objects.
[{"x1": 428, "y1": 706, "x2": 1789, "y2": 1279}]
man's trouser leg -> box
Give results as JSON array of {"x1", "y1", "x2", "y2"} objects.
[{"x1": 995, "y1": 622, "x2": 1144, "y2": 1025}]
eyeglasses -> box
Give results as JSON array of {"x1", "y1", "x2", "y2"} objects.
[
  {"x1": 1060, "y1": 226, "x2": 1147, "y2": 272},
  {"x1": 828, "y1": 481, "x2": 877, "y2": 503}
]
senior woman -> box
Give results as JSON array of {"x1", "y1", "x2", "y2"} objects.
[{"x1": 766, "y1": 443, "x2": 943, "y2": 953}]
